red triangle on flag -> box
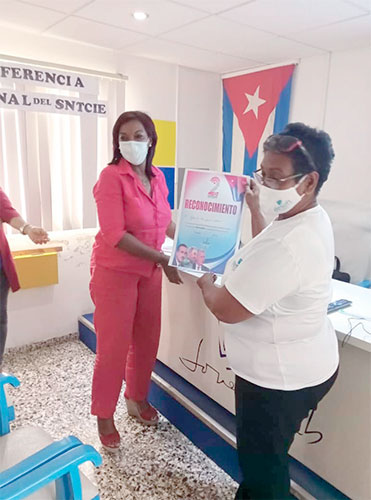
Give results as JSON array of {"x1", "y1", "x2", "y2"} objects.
[{"x1": 223, "y1": 65, "x2": 295, "y2": 158}]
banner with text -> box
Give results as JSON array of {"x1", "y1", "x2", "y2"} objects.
[
  {"x1": 0, "y1": 62, "x2": 98, "y2": 94},
  {"x1": 0, "y1": 88, "x2": 107, "y2": 116}
]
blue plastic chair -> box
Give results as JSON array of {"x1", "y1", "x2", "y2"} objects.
[
  {"x1": 0, "y1": 373, "x2": 20, "y2": 436},
  {"x1": 0, "y1": 373, "x2": 102, "y2": 500},
  {"x1": 0, "y1": 443, "x2": 102, "y2": 500},
  {"x1": 357, "y1": 279, "x2": 371, "y2": 288}
]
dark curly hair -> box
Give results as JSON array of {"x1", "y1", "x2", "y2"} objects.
[
  {"x1": 265, "y1": 123, "x2": 335, "y2": 194},
  {"x1": 109, "y1": 111, "x2": 158, "y2": 178}
]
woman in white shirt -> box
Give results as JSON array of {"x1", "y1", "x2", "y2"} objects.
[{"x1": 197, "y1": 123, "x2": 339, "y2": 500}]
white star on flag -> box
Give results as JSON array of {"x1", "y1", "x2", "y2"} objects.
[{"x1": 243, "y1": 86, "x2": 266, "y2": 119}]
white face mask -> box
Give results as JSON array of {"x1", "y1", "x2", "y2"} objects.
[
  {"x1": 119, "y1": 140, "x2": 149, "y2": 166},
  {"x1": 259, "y1": 176, "x2": 307, "y2": 215}
]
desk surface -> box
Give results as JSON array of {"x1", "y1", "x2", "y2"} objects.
[{"x1": 330, "y1": 279, "x2": 371, "y2": 352}]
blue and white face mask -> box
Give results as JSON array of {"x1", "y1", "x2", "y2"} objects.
[{"x1": 259, "y1": 176, "x2": 307, "y2": 215}]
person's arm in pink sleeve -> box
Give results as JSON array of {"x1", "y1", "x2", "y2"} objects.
[
  {"x1": 0, "y1": 187, "x2": 49, "y2": 244},
  {"x1": 94, "y1": 169, "x2": 182, "y2": 284},
  {"x1": 0, "y1": 187, "x2": 20, "y2": 223},
  {"x1": 94, "y1": 168, "x2": 128, "y2": 248},
  {"x1": 94, "y1": 168, "x2": 163, "y2": 261}
]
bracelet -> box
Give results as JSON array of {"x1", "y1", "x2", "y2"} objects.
[{"x1": 19, "y1": 223, "x2": 31, "y2": 235}]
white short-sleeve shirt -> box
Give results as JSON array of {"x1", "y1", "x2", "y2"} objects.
[{"x1": 222, "y1": 205, "x2": 339, "y2": 390}]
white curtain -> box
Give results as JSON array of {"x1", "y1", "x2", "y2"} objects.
[{"x1": 0, "y1": 75, "x2": 125, "y2": 232}]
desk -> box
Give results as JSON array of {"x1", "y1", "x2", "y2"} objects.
[
  {"x1": 289, "y1": 280, "x2": 371, "y2": 500},
  {"x1": 158, "y1": 244, "x2": 371, "y2": 499},
  {"x1": 330, "y1": 279, "x2": 371, "y2": 352}
]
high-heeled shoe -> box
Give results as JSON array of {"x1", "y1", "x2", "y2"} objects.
[
  {"x1": 99, "y1": 430, "x2": 120, "y2": 452},
  {"x1": 125, "y1": 397, "x2": 159, "y2": 425},
  {"x1": 97, "y1": 418, "x2": 120, "y2": 452}
]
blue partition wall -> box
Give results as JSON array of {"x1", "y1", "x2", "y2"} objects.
[{"x1": 158, "y1": 167, "x2": 175, "y2": 209}]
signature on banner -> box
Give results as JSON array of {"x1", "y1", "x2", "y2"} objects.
[
  {"x1": 297, "y1": 409, "x2": 323, "y2": 444},
  {"x1": 179, "y1": 338, "x2": 323, "y2": 443},
  {"x1": 179, "y1": 338, "x2": 234, "y2": 390}
]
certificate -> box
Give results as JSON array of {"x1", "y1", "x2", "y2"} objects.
[{"x1": 170, "y1": 169, "x2": 247, "y2": 276}]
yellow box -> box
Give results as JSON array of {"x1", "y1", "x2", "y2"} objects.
[
  {"x1": 153, "y1": 119, "x2": 176, "y2": 166},
  {"x1": 13, "y1": 252, "x2": 59, "y2": 289}
]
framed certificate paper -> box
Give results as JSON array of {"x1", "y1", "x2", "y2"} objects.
[{"x1": 170, "y1": 169, "x2": 247, "y2": 276}]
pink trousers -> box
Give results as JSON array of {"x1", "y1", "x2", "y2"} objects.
[{"x1": 89, "y1": 266, "x2": 162, "y2": 418}]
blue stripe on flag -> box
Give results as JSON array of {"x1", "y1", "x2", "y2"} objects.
[
  {"x1": 243, "y1": 148, "x2": 258, "y2": 177},
  {"x1": 222, "y1": 88, "x2": 233, "y2": 173},
  {"x1": 273, "y1": 75, "x2": 293, "y2": 134}
]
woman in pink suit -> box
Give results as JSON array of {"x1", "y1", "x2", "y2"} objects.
[
  {"x1": 90, "y1": 111, "x2": 181, "y2": 452},
  {"x1": 0, "y1": 188, "x2": 48, "y2": 370}
]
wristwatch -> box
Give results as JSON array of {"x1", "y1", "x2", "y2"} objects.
[{"x1": 19, "y1": 223, "x2": 31, "y2": 235}]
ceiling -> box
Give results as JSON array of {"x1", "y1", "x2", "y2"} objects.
[{"x1": 1, "y1": 0, "x2": 370, "y2": 73}]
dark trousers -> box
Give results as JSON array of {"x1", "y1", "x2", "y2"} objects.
[
  {"x1": 0, "y1": 269, "x2": 10, "y2": 367},
  {"x1": 235, "y1": 368, "x2": 338, "y2": 500}
]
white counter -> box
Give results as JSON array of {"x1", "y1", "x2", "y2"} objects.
[
  {"x1": 158, "y1": 250, "x2": 371, "y2": 500},
  {"x1": 330, "y1": 279, "x2": 371, "y2": 352}
]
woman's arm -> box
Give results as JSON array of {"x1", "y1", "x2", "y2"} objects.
[
  {"x1": 245, "y1": 179, "x2": 266, "y2": 238},
  {"x1": 0, "y1": 189, "x2": 48, "y2": 244},
  {"x1": 8, "y1": 216, "x2": 49, "y2": 244},
  {"x1": 117, "y1": 232, "x2": 166, "y2": 264},
  {"x1": 118, "y1": 232, "x2": 182, "y2": 284},
  {"x1": 94, "y1": 170, "x2": 182, "y2": 284},
  {"x1": 197, "y1": 274, "x2": 253, "y2": 324},
  {"x1": 250, "y1": 209, "x2": 267, "y2": 239},
  {"x1": 166, "y1": 221, "x2": 176, "y2": 239},
  {"x1": 0, "y1": 187, "x2": 20, "y2": 223}
]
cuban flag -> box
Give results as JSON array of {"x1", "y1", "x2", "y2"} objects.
[{"x1": 222, "y1": 64, "x2": 296, "y2": 176}]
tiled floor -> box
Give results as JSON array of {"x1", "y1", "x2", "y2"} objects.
[{"x1": 3, "y1": 334, "x2": 238, "y2": 499}]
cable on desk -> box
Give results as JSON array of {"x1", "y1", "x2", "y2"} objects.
[{"x1": 341, "y1": 317, "x2": 371, "y2": 347}]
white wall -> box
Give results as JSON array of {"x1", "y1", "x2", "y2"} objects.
[
  {"x1": 290, "y1": 48, "x2": 371, "y2": 283},
  {"x1": 1, "y1": 28, "x2": 222, "y2": 348},
  {"x1": 290, "y1": 48, "x2": 371, "y2": 206},
  {"x1": 119, "y1": 54, "x2": 178, "y2": 121},
  {"x1": 2, "y1": 26, "x2": 370, "y2": 349},
  {"x1": 290, "y1": 53, "x2": 330, "y2": 128},
  {"x1": 322, "y1": 48, "x2": 371, "y2": 206},
  {"x1": 176, "y1": 66, "x2": 222, "y2": 171}
]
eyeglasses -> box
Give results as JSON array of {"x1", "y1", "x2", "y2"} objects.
[
  {"x1": 263, "y1": 134, "x2": 317, "y2": 172},
  {"x1": 253, "y1": 169, "x2": 305, "y2": 190},
  {"x1": 256, "y1": 134, "x2": 317, "y2": 189}
]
